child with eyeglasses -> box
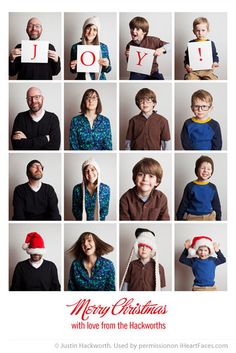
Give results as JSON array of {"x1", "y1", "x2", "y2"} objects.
[
  {"x1": 125, "y1": 88, "x2": 171, "y2": 150},
  {"x1": 181, "y1": 90, "x2": 222, "y2": 150}
]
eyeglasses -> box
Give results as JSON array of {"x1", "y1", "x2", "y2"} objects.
[
  {"x1": 138, "y1": 98, "x2": 153, "y2": 104},
  {"x1": 26, "y1": 95, "x2": 42, "y2": 102},
  {"x1": 192, "y1": 105, "x2": 211, "y2": 111},
  {"x1": 86, "y1": 96, "x2": 98, "y2": 102},
  {"x1": 27, "y1": 24, "x2": 42, "y2": 30}
]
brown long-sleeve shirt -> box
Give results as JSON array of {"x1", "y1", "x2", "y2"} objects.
[
  {"x1": 119, "y1": 187, "x2": 170, "y2": 221},
  {"x1": 126, "y1": 112, "x2": 170, "y2": 150},
  {"x1": 124, "y1": 259, "x2": 166, "y2": 291}
]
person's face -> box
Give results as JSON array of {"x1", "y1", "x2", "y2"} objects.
[
  {"x1": 84, "y1": 25, "x2": 98, "y2": 43},
  {"x1": 191, "y1": 98, "x2": 212, "y2": 120},
  {"x1": 28, "y1": 162, "x2": 43, "y2": 181},
  {"x1": 193, "y1": 23, "x2": 209, "y2": 40},
  {"x1": 197, "y1": 246, "x2": 210, "y2": 259},
  {"x1": 26, "y1": 88, "x2": 44, "y2": 113},
  {"x1": 82, "y1": 235, "x2": 96, "y2": 256},
  {"x1": 197, "y1": 162, "x2": 212, "y2": 181},
  {"x1": 135, "y1": 172, "x2": 158, "y2": 195},
  {"x1": 138, "y1": 97, "x2": 155, "y2": 115},
  {"x1": 138, "y1": 245, "x2": 152, "y2": 261},
  {"x1": 26, "y1": 18, "x2": 42, "y2": 40},
  {"x1": 130, "y1": 27, "x2": 146, "y2": 43},
  {"x1": 84, "y1": 165, "x2": 98, "y2": 184},
  {"x1": 30, "y1": 254, "x2": 42, "y2": 262},
  {"x1": 85, "y1": 92, "x2": 98, "y2": 112}
]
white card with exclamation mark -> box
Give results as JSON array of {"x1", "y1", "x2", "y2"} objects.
[{"x1": 188, "y1": 41, "x2": 213, "y2": 70}]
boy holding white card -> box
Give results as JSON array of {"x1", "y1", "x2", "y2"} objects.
[
  {"x1": 125, "y1": 16, "x2": 170, "y2": 80},
  {"x1": 184, "y1": 17, "x2": 219, "y2": 80}
]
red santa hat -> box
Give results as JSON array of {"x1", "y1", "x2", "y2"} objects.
[
  {"x1": 22, "y1": 232, "x2": 46, "y2": 255},
  {"x1": 188, "y1": 236, "x2": 214, "y2": 257}
]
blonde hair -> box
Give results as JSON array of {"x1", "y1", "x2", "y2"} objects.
[
  {"x1": 193, "y1": 17, "x2": 210, "y2": 31},
  {"x1": 191, "y1": 89, "x2": 213, "y2": 106}
]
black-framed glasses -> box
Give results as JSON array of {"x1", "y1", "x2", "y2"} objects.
[
  {"x1": 192, "y1": 105, "x2": 211, "y2": 111},
  {"x1": 26, "y1": 95, "x2": 42, "y2": 102}
]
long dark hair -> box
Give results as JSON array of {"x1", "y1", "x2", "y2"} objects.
[{"x1": 67, "y1": 232, "x2": 114, "y2": 260}]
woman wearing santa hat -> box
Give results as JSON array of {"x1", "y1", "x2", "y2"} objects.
[
  {"x1": 70, "y1": 16, "x2": 111, "y2": 80},
  {"x1": 179, "y1": 235, "x2": 226, "y2": 291},
  {"x1": 67, "y1": 231, "x2": 115, "y2": 291},
  {"x1": 72, "y1": 158, "x2": 110, "y2": 221}
]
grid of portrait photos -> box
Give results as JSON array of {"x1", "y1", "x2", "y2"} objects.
[{"x1": 8, "y1": 12, "x2": 227, "y2": 292}]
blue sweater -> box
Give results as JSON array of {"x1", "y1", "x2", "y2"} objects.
[
  {"x1": 184, "y1": 39, "x2": 219, "y2": 66},
  {"x1": 72, "y1": 182, "x2": 110, "y2": 221},
  {"x1": 68, "y1": 257, "x2": 115, "y2": 291},
  {"x1": 69, "y1": 114, "x2": 112, "y2": 150},
  {"x1": 176, "y1": 181, "x2": 221, "y2": 220},
  {"x1": 181, "y1": 117, "x2": 222, "y2": 150},
  {"x1": 70, "y1": 41, "x2": 111, "y2": 80},
  {"x1": 179, "y1": 248, "x2": 226, "y2": 286}
]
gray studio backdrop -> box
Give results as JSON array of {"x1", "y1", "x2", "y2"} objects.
[
  {"x1": 64, "y1": 12, "x2": 117, "y2": 80},
  {"x1": 9, "y1": 82, "x2": 62, "y2": 150},
  {"x1": 119, "y1": 152, "x2": 173, "y2": 220},
  {"x1": 64, "y1": 152, "x2": 117, "y2": 220},
  {"x1": 9, "y1": 223, "x2": 62, "y2": 290},
  {"x1": 64, "y1": 82, "x2": 117, "y2": 150},
  {"x1": 175, "y1": 12, "x2": 227, "y2": 80},
  {"x1": 175, "y1": 223, "x2": 227, "y2": 291},
  {"x1": 175, "y1": 82, "x2": 227, "y2": 150},
  {"x1": 9, "y1": 153, "x2": 62, "y2": 220},
  {"x1": 119, "y1": 12, "x2": 172, "y2": 80},
  {"x1": 9, "y1": 12, "x2": 62, "y2": 80},
  {"x1": 175, "y1": 152, "x2": 227, "y2": 220},
  {"x1": 119, "y1": 223, "x2": 172, "y2": 291},
  {"x1": 64, "y1": 223, "x2": 117, "y2": 290},
  {"x1": 119, "y1": 82, "x2": 172, "y2": 150}
]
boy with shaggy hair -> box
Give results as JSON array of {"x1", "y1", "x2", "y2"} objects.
[
  {"x1": 120, "y1": 157, "x2": 170, "y2": 220},
  {"x1": 181, "y1": 89, "x2": 222, "y2": 150},
  {"x1": 184, "y1": 17, "x2": 219, "y2": 80},
  {"x1": 126, "y1": 16, "x2": 170, "y2": 80},
  {"x1": 179, "y1": 236, "x2": 226, "y2": 291},
  {"x1": 125, "y1": 88, "x2": 171, "y2": 150},
  {"x1": 176, "y1": 155, "x2": 221, "y2": 221}
]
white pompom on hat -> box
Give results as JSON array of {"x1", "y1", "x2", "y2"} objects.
[
  {"x1": 22, "y1": 232, "x2": 46, "y2": 255},
  {"x1": 188, "y1": 236, "x2": 214, "y2": 257},
  {"x1": 81, "y1": 158, "x2": 100, "y2": 221},
  {"x1": 82, "y1": 16, "x2": 101, "y2": 34}
]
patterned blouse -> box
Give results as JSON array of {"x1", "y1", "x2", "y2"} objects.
[
  {"x1": 69, "y1": 114, "x2": 112, "y2": 150},
  {"x1": 68, "y1": 257, "x2": 115, "y2": 291},
  {"x1": 72, "y1": 182, "x2": 110, "y2": 221}
]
